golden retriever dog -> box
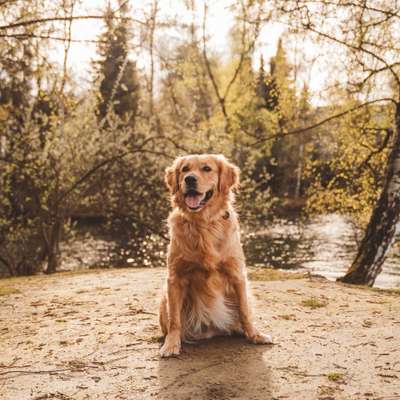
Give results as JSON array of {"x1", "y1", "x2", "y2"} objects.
[{"x1": 159, "y1": 154, "x2": 272, "y2": 357}]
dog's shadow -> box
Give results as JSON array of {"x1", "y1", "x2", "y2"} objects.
[{"x1": 156, "y1": 336, "x2": 273, "y2": 400}]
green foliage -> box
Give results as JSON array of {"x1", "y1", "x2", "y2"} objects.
[
  {"x1": 160, "y1": 39, "x2": 215, "y2": 134},
  {"x1": 262, "y1": 38, "x2": 310, "y2": 198},
  {"x1": 91, "y1": 144, "x2": 169, "y2": 267},
  {"x1": 304, "y1": 101, "x2": 391, "y2": 227},
  {"x1": 159, "y1": 37, "x2": 277, "y2": 225},
  {"x1": 0, "y1": 2, "x2": 159, "y2": 276},
  {"x1": 256, "y1": 55, "x2": 279, "y2": 112},
  {"x1": 1, "y1": 91, "x2": 99, "y2": 274},
  {"x1": 0, "y1": 0, "x2": 396, "y2": 278},
  {"x1": 95, "y1": 2, "x2": 139, "y2": 127}
]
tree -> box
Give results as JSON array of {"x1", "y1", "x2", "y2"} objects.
[
  {"x1": 304, "y1": 98, "x2": 391, "y2": 226},
  {"x1": 272, "y1": 0, "x2": 400, "y2": 285},
  {"x1": 294, "y1": 83, "x2": 312, "y2": 197},
  {"x1": 0, "y1": 1, "x2": 146, "y2": 276},
  {"x1": 256, "y1": 55, "x2": 279, "y2": 112},
  {"x1": 160, "y1": 40, "x2": 214, "y2": 135},
  {"x1": 96, "y1": 1, "x2": 139, "y2": 128},
  {"x1": 263, "y1": 37, "x2": 299, "y2": 197},
  {"x1": 339, "y1": 103, "x2": 399, "y2": 285},
  {"x1": 0, "y1": 1, "x2": 51, "y2": 275}
]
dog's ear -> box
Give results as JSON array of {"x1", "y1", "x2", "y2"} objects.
[
  {"x1": 165, "y1": 157, "x2": 184, "y2": 194},
  {"x1": 217, "y1": 155, "x2": 240, "y2": 194},
  {"x1": 165, "y1": 166, "x2": 177, "y2": 194}
]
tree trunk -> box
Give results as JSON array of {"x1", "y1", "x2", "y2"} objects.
[
  {"x1": 45, "y1": 219, "x2": 62, "y2": 274},
  {"x1": 338, "y1": 102, "x2": 400, "y2": 286},
  {"x1": 295, "y1": 143, "x2": 304, "y2": 198},
  {"x1": 0, "y1": 255, "x2": 15, "y2": 276}
]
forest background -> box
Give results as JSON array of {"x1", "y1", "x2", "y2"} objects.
[{"x1": 1, "y1": 0, "x2": 399, "y2": 287}]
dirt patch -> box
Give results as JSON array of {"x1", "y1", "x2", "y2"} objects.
[{"x1": 1, "y1": 268, "x2": 400, "y2": 399}]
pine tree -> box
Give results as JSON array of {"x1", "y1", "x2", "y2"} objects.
[
  {"x1": 96, "y1": 2, "x2": 139, "y2": 127},
  {"x1": 256, "y1": 55, "x2": 279, "y2": 111}
]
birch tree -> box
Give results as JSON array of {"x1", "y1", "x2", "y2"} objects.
[{"x1": 272, "y1": 0, "x2": 400, "y2": 286}]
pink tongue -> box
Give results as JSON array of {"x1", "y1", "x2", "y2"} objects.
[{"x1": 185, "y1": 194, "x2": 203, "y2": 208}]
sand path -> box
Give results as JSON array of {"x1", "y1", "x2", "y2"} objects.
[{"x1": 1, "y1": 268, "x2": 399, "y2": 399}]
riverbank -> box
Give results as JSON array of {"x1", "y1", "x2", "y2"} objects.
[
  {"x1": 51, "y1": 214, "x2": 400, "y2": 289},
  {"x1": 1, "y1": 267, "x2": 399, "y2": 399}
]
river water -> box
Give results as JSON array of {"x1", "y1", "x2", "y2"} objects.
[
  {"x1": 61, "y1": 214, "x2": 400, "y2": 289},
  {"x1": 244, "y1": 214, "x2": 400, "y2": 289}
]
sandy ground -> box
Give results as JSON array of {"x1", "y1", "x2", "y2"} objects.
[{"x1": 1, "y1": 267, "x2": 400, "y2": 400}]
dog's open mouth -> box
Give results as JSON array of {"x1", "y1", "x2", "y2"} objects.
[{"x1": 184, "y1": 189, "x2": 213, "y2": 211}]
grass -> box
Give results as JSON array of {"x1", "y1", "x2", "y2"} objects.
[
  {"x1": 340, "y1": 282, "x2": 400, "y2": 296},
  {"x1": 0, "y1": 275, "x2": 24, "y2": 296},
  {"x1": 278, "y1": 314, "x2": 297, "y2": 321},
  {"x1": 327, "y1": 372, "x2": 345, "y2": 384},
  {"x1": 319, "y1": 385, "x2": 336, "y2": 396},
  {"x1": 248, "y1": 268, "x2": 306, "y2": 282},
  {"x1": 301, "y1": 296, "x2": 328, "y2": 309},
  {"x1": 148, "y1": 335, "x2": 164, "y2": 344},
  {"x1": 0, "y1": 285, "x2": 21, "y2": 296}
]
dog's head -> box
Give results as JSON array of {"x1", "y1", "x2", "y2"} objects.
[{"x1": 165, "y1": 154, "x2": 239, "y2": 213}]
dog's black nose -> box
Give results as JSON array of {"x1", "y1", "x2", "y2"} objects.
[{"x1": 184, "y1": 175, "x2": 197, "y2": 186}]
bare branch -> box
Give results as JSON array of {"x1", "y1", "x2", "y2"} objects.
[
  {"x1": 293, "y1": 1, "x2": 400, "y2": 20},
  {"x1": 302, "y1": 23, "x2": 400, "y2": 88},
  {"x1": 359, "y1": 128, "x2": 393, "y2": 170},
  {"x1": 0, "y1": 15, "x2": 145, "y2": 31},
  {"x1": 147, "y1": 0, "x2": 158, "y2": 116},
  {"x1": 250, "y1": 97, "x2": 396, "y2": 147},
  {"x1": 201, "y1": 1, "x2": 229, "y2": 128},
  {"x1": 60, "y1": 0, "x2": 75, "y2": 95},
  {"x1": 223, "y1": 0, "x2": 262, "y2": 100},
  {"x1": 350, "y1": 62, "x2": 400, "y2": 91},
  {"x1": 54, "y1": 135, "x2": 181, "y2": 206},
  {"x1": 112, "y1": 213, "x2": 168, "y2": 241},
  {"x1": 201, "y1": 0, "x2": 263, "y2": 133},
  {"x1": 0, "y1": 32, "x2": 106, "y2": 43}
]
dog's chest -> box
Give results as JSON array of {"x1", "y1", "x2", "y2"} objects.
[{"x1": 181, "y1": 220, "x2": 226, "y2": 256}]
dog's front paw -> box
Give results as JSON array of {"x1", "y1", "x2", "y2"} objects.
[
  {"x1": 249, "y1": 331, "x2": 273, "y2": 345},
  {"x1": 160, "y1": 335, "x2": 181, "y2": 358}
]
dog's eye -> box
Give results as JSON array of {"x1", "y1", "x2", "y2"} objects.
[
  {"x1": 202, "y1": 165, "x2": 212, "y2": 172},
  {"x1": 182, "y1": 165, "x2": 190, "y2": 172}
]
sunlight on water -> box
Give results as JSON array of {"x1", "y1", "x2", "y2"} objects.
[
  {"x1": 244, "y1": 214, "x2": 400, "y2": 289},
  {"x1": 61, "y1": 215, "x2": 400, "y2": 289}
]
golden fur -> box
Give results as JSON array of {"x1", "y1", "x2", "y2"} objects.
[{"x1": 159, "y1": 154, "x2": 272, "y2": 357}]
